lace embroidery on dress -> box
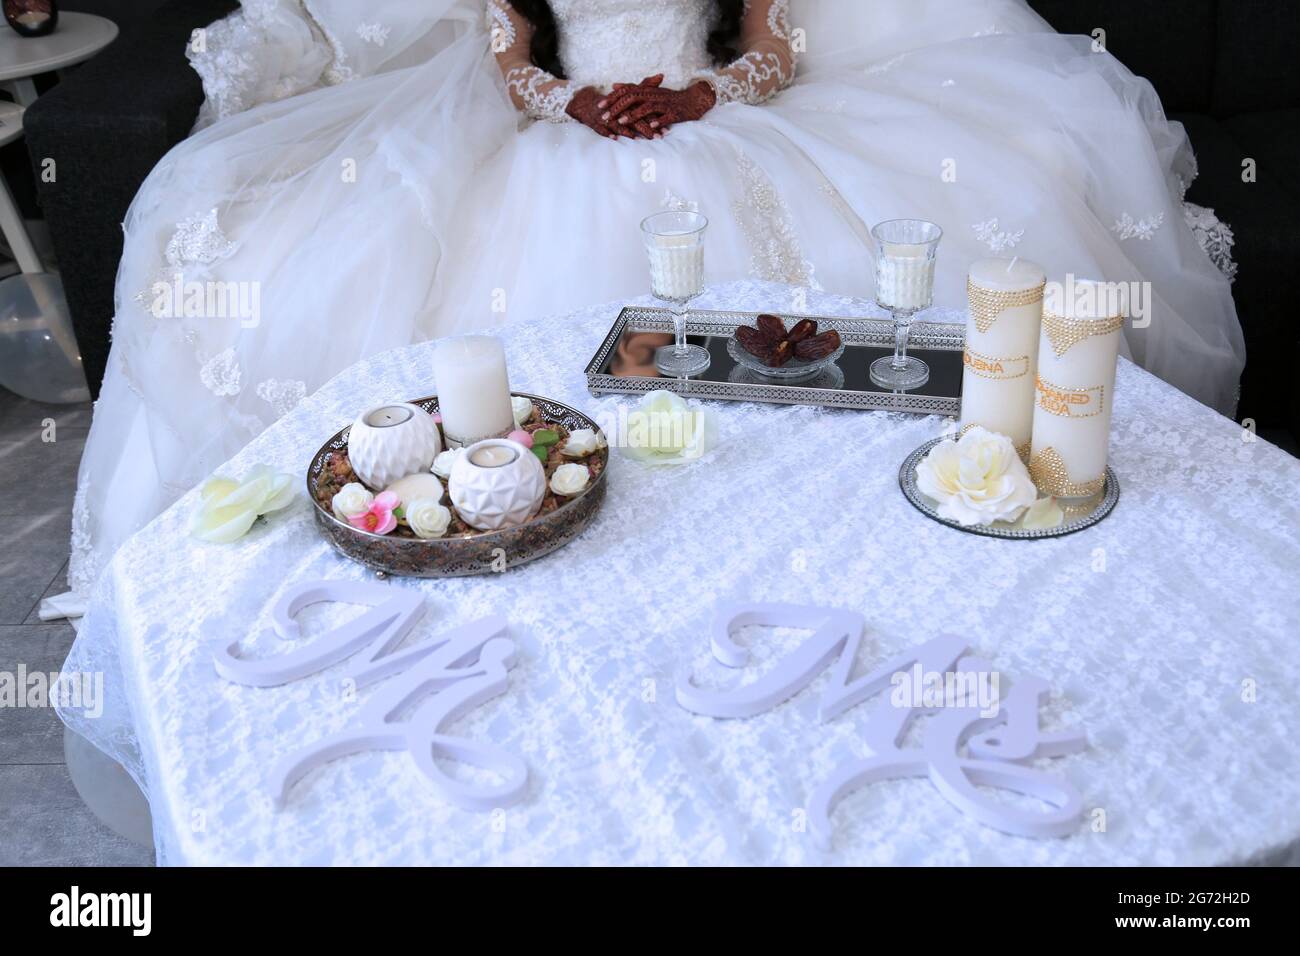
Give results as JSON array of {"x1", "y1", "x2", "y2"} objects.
[
  {"x1": 1112, "y1": 212, "x2": 1165, "y2": 241},
  {"x1": 68, "y1": 469, "x2": 99, "y2": 595},
  {"x1": 200, "y1": 348, "x2": 243, "y2": 397},
  {"x1": 1185, "y1": 203, "x2": 1238, "y2": 282},
  {"x1": 488, "y1": 0, "x2": 575, "y2": 122},
  {"x1": 731, "y1": 146, "x2": 819, "y2": 288},
  {"x1": 972, "y1": 218, "x2": 1025, "y2": 253},
  {"x1": 256, "y1": 378, "x2": 308, "y2": 417},
  {"x1": 165, "y1": 209, "x2": 239, "y2": 269},
  {"x1": 699, "y1": 0, "x2": 796, "y2": 105},
  {"x1": 356, "y1": 23, "x2": 391, "y2": 47}
]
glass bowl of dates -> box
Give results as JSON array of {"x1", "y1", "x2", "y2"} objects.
[{"x1": 727, "y1": 314, "x2": 845, "y2": 381}]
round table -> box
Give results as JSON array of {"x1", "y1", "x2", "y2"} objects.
[
  {"x1": 0, "y1": 12, "x2": 119, "y2": 105},
  {"x1": 57, "y1": 282, "x2": 1300, "y2": 865}
]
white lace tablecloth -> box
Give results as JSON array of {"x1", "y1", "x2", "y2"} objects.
[{"x1": 62, "y1": 281, "x2": 1300, "y2": 866}]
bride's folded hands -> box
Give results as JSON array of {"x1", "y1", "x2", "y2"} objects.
[
  {"x1": 567, "y1": 74, "x2": 667, "y2": 139},
  {"x1": 599, "y1": 78, "x2": 717, "y2": 135}
]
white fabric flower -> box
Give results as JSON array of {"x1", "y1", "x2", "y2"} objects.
[
  {"x1": 512, "y1": 396, "x2": 535, "y2": 426},
  {"x1": 561, "y1": 427, "x2": 603, "y2": 458},
  {"x1": 620, "y1": 390, "x2": 715, "y2": 465},
  {"x1": 431, "y1": 448, "x2": 465, "y2": 479},
  {"x1": 191, "y1": 465, "x2": 295, "y2": 543},
  {"x1": 550, "y1": 463, "x2": 590, "y2": 496},
  {"x1": 1021, "y1": 496, "x2": 1065, "y2": 530},
  {"x1": 331, "y1": 481, "x2": 374, "y2": 521},
  {"x1": 915, "y1": 427, "x2": 1036, "y2": 526},
  {"x1": 406, "y1": 498, "x2": 453, "y2": 539}
]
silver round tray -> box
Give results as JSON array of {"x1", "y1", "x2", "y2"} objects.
[
  {"x1": 899, "y1": 437, "x2": 1119, "y2": 540},
  {"x1": 725, "y1": 334, "x2": 846, "y2": 382},
  {"x1": 307, "y1": 392, "x2": 608, "y2": 577}
]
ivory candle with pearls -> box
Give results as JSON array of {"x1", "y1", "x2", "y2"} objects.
[
  {"x1": 960, "y1": 258, "x2": 1046, "y2": 455},
  {"x1": 432, "y1": 335, "x2": 515, "y2": 447},
  {"x1": 1028, "y1": 279, "x2": 1124, "y2": 498}
]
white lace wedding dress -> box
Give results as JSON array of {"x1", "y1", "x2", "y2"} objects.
[{"x1": 63, "y1": 0, "x2": 1244, "y2": 604}]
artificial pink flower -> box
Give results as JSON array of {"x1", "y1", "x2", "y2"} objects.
[
  {"x1": 348, "y1": 490, "x2": 400, "y2": 535},
  {"x1": 507, "y1": 429, "x2": 534, "y2": 448}
]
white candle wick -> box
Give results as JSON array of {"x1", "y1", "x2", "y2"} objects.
[{"x1": 1007, "y1": 256, "x2": 1019, "y2": 273}]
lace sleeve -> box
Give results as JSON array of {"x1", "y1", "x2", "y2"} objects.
[
  {"x1": 486, "y1": 0, "x2": 575, "y2": 123},
  {"x1": 697, "y1": 0, "x2": 797, "y2": 106}
]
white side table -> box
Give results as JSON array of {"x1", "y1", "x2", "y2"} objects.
[
  {"x1": 0, "y1": 11, "x2": 119, "y2": 106},
  {"x1": 0, "y1": 13, "x2": 114, "y2": 403}
]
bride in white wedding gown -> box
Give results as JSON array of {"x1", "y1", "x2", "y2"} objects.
[{"x1": 62, "y1": 0, "x2": 1243, "y2": 603}]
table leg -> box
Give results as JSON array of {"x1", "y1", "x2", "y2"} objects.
[
  {"x1": 1, "y1": 77, "x2": 40, "y2": 107},
  {"x1": 0, "y1": 172, "x2": 43, "y2": 273}
]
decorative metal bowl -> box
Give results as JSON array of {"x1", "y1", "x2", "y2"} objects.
[{"x1": 307, "y1": 393, "x2": 608, "y2": 577}]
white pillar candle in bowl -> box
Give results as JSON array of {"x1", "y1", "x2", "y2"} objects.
[
  {"x1": 433, "y1": 335, "x2": 515, "y2": 448},
  {"x1": 1028, "y1": 279, "x2": 1124, "y2": 499},
  {"x1": 960, "y1": 258, "x2": 1046, "y2": 457},
  {"x1": 448, "y1": 438, "x2": 547, "y2": 531},
  {"x1": 347, "y1": 402, "x2": 443, "y2": 491}
]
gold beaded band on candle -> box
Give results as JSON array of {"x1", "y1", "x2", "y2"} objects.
[
  {"x1": 966, "y1": 278, "x2": 1046, "y2": 334},
  {"x1": 962, "y1": 347, "x2": 1030, "y2": 380},
  {"x1": 1042, "y1": 310, "x2": 1125, "y2": 357},
  {"x1": 1028, "y1": 446, "x2": 1106, "y2": 498},
  {"x1": 1035, "y1": 374, "x2": 1104, "y2": 419}
]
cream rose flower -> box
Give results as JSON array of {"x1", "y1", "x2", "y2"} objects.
[
  {"x1": 191, "y1": 465, "x2": 296, "y2": 543},
  {"x1": 511, "y1": 396, "x2": 535, "y2": 427},
  {"x1": 406, "y1": 497, "x2": 453, "y2": 539},
  {"x1": 621, "y1": 390, "x2": 715, "y2": 465},
  {"x1": 916, "y1": 426, "x2": 1037, "y2": 526},
  {"x1": 331, "y1": 482, "x2": 374, "y2": 521},
  {"x1": 561, "y1": 427, "x2": 604, "y2": 458},
  {"x1": 431, "y1": 448, "x2": 465, "y2": 479},
  {"x1": 550, "y1": 462, "x2": 590, "y2": 496}
]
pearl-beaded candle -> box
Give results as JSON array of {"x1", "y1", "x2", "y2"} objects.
[{"x1": 960, "y1": 258, "x2": 1047, "y2": 457}]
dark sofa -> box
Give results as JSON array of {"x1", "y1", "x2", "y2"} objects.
[{"x1": 13, "y1": 0, "x2": 1300, "y2": 444}]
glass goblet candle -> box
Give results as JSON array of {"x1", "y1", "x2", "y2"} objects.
[
  {"x1": 869, "y1": 219, "x2": 942, "y2": 391},
  {"x1": 642, "y1": 210, "x2": 710, "y2": 378}
]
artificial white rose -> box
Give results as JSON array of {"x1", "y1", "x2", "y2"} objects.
[
  {"x1": 406, "y1": 497, "x2": 453, "y2": 539},
  {"x1": 1021, "y1": 495, "x2": 1065, "y2": 530},
  {"x1": 561, "y1": 427, "x2": 603, "y2": 458},
  {"x1": 915, "y1": 426, "x2": 1037, "y2": 526},
  {"x1": 549, "y1": 462, "x2": 591, "y2": 496},
  {"x1": 620, "y1": 389, "x2": 715, "y2": 465},
  {"x1": 331, "y1": 481, "x2": 374, "y2": 521},
  {"x1": 192, "y1": 465, "x2": 296, "y2": 543},
  {"x1": 511, "y1": 396, "x2": 535, "y2": 426},
  {"x1": 430, "y1": 448, "x2": 465, "y2": 479}
]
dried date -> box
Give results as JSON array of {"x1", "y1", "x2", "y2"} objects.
[
  {"x1": 793, "y1": 330, "x2": 841, "y2": 360},
  {"x1": 756, "y1": 313, "x2": 787, "y2": 343},
  {"x1": 735, "y1": 325, "x2": 776, "y2": 358},
  {"x1": 786, "y1": 318, "x2": 818, "y2": 343}
]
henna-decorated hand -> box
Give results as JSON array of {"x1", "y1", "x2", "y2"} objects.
[
  {"x1": 599, "y1": 79, "x2": 717, "y2": 136},
  {"x1": 566, "y1": 86, "x2": 628, "y2": 139}
]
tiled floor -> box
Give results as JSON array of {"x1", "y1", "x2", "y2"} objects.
[{"x1": 0, "y1": 386, "x2": 153, "y2": 866}]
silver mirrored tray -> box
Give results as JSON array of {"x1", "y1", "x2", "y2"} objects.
[
  {"x1": 899, "y1": 436, "x2": 1120, "y2": 540},
  {"x1": 586, "y1": 306, "x2": 964, "y2": 415}
]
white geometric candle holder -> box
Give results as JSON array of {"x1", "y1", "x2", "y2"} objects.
[
  {"x1": 347, "y1": 402, "x2": 442, "y2": 491},
  {"x1": 448, "y1": 439, "x2": 546, "y2": 531}
]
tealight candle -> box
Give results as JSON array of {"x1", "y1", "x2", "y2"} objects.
[
  {"x1": 469, "y1": 444, "x2": 518, "y2": 468},
  {"x1": 1028, "y1": 279, "x2": 1124, "y2": 499},
  {"x1": 347, "y1": 402, "x2": 442, "y2": 490},
  {"x1": 960, "y1": 258, "x2": 1047, "y2": 457},
  {"x1": 433, "y1": 335, "x2": 515, "y2": 448}
]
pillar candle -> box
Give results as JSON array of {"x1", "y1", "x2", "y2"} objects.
[
  {"x1": 960, "y1": 258, "x2": 1046, "y2": 456},
  {"x1": 432, "y1": 335, "x2": 515, "y2": 448},
  {"x1": 1028, "y1": 280, "x2": 1124, "y2": 498}
]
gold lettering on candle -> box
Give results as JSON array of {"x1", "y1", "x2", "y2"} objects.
[
  {"x1": 963, "y1": 348, "x2": 1029, "y2": 381},
  {"x1": 1035, "y1": 375, "x2": 1104, "y2": 419}
]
